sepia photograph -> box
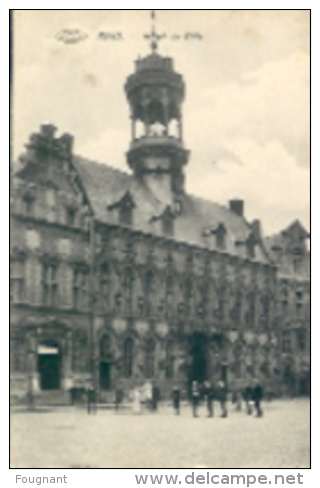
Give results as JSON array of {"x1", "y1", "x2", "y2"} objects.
[{"x1": 10, "y1": 9, "x2": 310, "y2": 469}]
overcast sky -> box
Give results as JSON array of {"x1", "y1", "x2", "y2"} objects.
[{"x1": 12, "y1": 10, "x2": 310, "y2": 236}]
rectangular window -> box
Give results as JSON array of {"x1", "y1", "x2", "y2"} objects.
[
  {"x1": 297, "y1": 329, "x2": 307, "y2": 351},
  {"x1": 100, "y1": 266, "x2": 109, "y2": 313},
  {"x1": 293, "y1": 253, "x2": 302, "y2": 274},
  {"x1": 10, "y1": 335, "x2": 25, "y2": 372},
  {"x1": 46, "y1": 189, "x2": 56, "y2": 222},
  {"x1": 119, "y1": 206, "x2": 133, "y2": 226},
  {"x1": 10, "y1": 260, "x2": 25, "y2": 303},
  {"x1": 65, "y1": 207, "x2": 76, "y2": 227},
  {"x1": 73, "y1": 269, "x2": 88, "y2": 310},
  {"x1": 42, "y1": 263, "x2": 58, "y2": 307},
  {"x1": 163, "y1": 216, "x2": 174, "y2": 236},
  {"x1": 282, "y1": 331, "x2": 291, "y2": 353},
  {"x1": 23, "y1": 198, "x2": 35, "y2": 218}
]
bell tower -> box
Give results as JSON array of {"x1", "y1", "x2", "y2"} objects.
[{"x1": 125, "y1": 11, "x2": 189, "y2": 205}]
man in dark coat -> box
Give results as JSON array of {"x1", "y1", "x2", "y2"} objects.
[
  {"x1": 172, "y1": 386, "x2": 181, "y2": 415},
  {"x1": 87, "y1": 385, "x2": 97, "y2": 414},
  {"x1": 218, "y1": 380, "x2": 228, "y2": 418},
  {"x1": 204, "y1": 381, "x2": 214, "y2": 417},
  {"x1": 252, "y1": 379, "x2": 263, "y2": 417},
  {"x1": 152, "y1": 384, "x2": 160, "y2": 411},
  {"x1": 243, "y1": 384, "x2": 253, "y2": 415}
]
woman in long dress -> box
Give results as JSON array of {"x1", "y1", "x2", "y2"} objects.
[{"x1": 133, "y1": 387, "x2": 142, "y2": 414}]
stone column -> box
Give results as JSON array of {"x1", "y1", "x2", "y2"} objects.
[
  {"x1": 27, "y1": 330, "x2": 40, "y2": 396},
  {"x1": 62, "y1": 329, "x2": 73, "y2": 390}
]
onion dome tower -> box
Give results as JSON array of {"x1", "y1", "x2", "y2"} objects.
[{"x1": 125, "y1": 12, "x2": 189, "y2": 205}]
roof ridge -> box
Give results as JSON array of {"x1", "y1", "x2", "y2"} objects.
[{"x1": 73, "y1": 154, "x2": 131, "y2": 179}]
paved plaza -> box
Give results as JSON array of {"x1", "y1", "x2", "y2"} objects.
[{"x1": 10, "y1": 399, "x2": 310, "y2": 469}]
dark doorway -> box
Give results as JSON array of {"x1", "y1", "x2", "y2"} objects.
[
  {"x1": 189, "y1": 332, "x2": 208, "y2": 383},
  {"x1": 37, "y1": 344, "x2": 61, "y2": 390},
  {"x1": 99, "y1": 362, "x2": 111, "y2": 390}
]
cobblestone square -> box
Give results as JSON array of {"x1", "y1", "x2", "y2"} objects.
[{"x1": 10, "y1": 398, "x2": 310, "y2": 469}]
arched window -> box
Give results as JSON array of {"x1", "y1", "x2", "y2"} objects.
[
  {"x1": 145, "y1": 339, "x2": 155, "y2": 378},
  {"x1": 123, "y1": 337, "x2": 134, "y2": 378},
  {"x1": 100, "y1": 334, "x2": 112, "y2": 361},
  {"x1": 165, "y1": 341, "x2": 174, "y2": 379},
  {"x1": 72, "y1": 329, "x2": 88, "y2": 372},
  {"x1": 10, "y1": 333, "x2": 25, "y2": 372},
  {"x1": 100, "y1": 263, "x2": 110, "y2": 313}
]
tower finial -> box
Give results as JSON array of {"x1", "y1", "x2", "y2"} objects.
[{"x1": 144, "y1": 10, "x2": 165, "y2": 53}]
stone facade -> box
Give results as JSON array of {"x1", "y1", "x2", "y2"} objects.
[{"x1": 10, "y1": 49, "x2": 310, "y2": 404}]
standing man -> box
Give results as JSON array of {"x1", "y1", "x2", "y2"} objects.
[
  {"x1": 172, "y1": 386, "x2": 181, "y2": 415},
  {"x1": 218, "y1": 380, "x2": 228, "y2": 418},
  {"x1": 151, "y1": 384, "x2": 159, "y2": 412},
  {"x1": 87, "y1": 383, "x2": 96, "y2": 414},
  {"x1": 243, "y1": 383, "x2": 253, "y2": 415},
  {"x1": 191, "y1": 380, "x2": 200, "y2": 417},
  {"x1": 204, "y1": 381, "x2": 214, "y2": 418},
  {"x1": 252, "y1": 378, "x2": 264, "y2": 417}
]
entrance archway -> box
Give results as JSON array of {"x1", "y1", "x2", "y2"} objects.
[
  {"x1": 99, "y1": 334, "x2": 113, "y2": 391},
  {"x1": 37, "y1": 342, "x2": 61, "y2": 390},
  {"x1": 189, "y1": 332, "x2": 208, "y2": 383}
]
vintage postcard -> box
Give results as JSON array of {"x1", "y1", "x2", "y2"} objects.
[{"x1": 10, "y1": 10, "x2": 310, "y2": 469}]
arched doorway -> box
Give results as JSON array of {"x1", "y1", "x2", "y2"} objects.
[
  {"x1": 99, "y1": 334, "x2": 113, "y2": 390},
  {"x1": 37, "y1": 341, "x2": 61, "y2": 390},
  {"x1": 189, "y1": 332, "x2": 208, "y2": 383}
]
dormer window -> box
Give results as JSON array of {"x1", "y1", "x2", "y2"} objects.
[
  {"x1": 22, "y1": 193, "x2": 35, "y2": 217},
  {"x1": 119, "y1": 203, "x2": 133, "y2": 226},
  {"x1": 162, "y1": 206, "x2": 175, "y2": 236},
  {"x1": 108, "y1": 191, "x2": 135, "y2": 227},
  {"x1": 174, "y1": 199, "x2": 182, "y2": 214},
  {"x1": 163, "y1": 214, "x2": 174, "y2": 236},
  {"x1": 65, "y1": 206, "x2": 76, "y2": 227},
  {"x1": 216, "y1": 223, "x2": 226, "y2": 250},
  {"x1": 293, "y1": 251, "x2": 303, "y2": 274},
  {"x1": 246, "y1": 233, "x2": 256, "y2": 258}
]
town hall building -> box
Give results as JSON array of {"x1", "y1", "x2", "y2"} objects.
[{"x1": 10, "y1": 36, "x2": 310, "y2": 404}]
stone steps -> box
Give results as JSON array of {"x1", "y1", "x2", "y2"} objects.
[{"x1": 33, "y1": 390, "x2": 71, "y2": 406}]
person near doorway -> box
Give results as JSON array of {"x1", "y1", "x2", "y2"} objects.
[
  {"x1": 151, "y1": 384, "x2": 160, "y2": 412},
  {"x1": 204, "y1": 381, "x2": 214, "y2": 417},
  {"x1": 132, "y1": 386, "x2": 143, "y2": 414},
  {"x1": 191, "y1": 380, "x2": 200, "y2": 417},
  {"x1": 218, "y1": 380, "x2": 228, "y2": 418},
  {"x1": 114, "y1": 388, "x2": 122, "y2": 412},
  {"x1": 87, "y1": 384, "x2": 97, "y2": 415},
  {"x1": 252, "y1": 378, "x2": 264, "y2": 417},
  {"x1": 172, "y1": 386, "x2": 181, "y2": 415},
  {"x1": 243, "y1": 383, "x2": 253, "y2": 415}
]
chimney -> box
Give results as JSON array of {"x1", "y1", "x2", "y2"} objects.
[
  {"x1": 229, "y1": 199, "x2": 244, "y2": 217},
  {"x1": 251, "y1": 219, "x2": 262, "y2": 241},
  {"x1": 40, "y1": 123, "x2": 57, "y2": 139}
]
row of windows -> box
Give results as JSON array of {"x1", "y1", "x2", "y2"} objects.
[
  {"x1": 10, "y1": 262, "x2": 272, "y2": 327},
  {"x1": 10, "y1": 260, "x2": 89, "y2": 310},
  {"x1": 282, "y1": 329, "x2": 308, "y2": 353},
  {"x1": 20, "y1": 194, "x2": 87, "y2": 229}
]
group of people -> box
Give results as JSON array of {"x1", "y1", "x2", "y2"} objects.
[
  {"x1": 86, "y1": 378, "x2": 264, "y2": 418},
  {"x1": 172, "y1": 379, "x2": 264, "y2": 419},
  {"x1": 131, "y1": 382, "x2": 160, "y2": 414}
]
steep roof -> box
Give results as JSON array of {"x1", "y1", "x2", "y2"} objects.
[{"x1": 72, "y1": 155, "x2": 270, "y2": 263}]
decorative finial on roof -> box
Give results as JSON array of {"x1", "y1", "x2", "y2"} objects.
[{"x1": 144, "y1": 10, "x2": 165, "y2": 53}]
